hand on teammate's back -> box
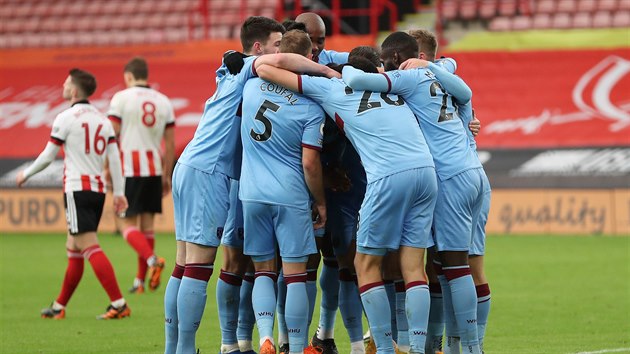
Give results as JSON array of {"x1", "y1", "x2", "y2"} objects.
[{"x1": 399, "y1": 58, "x2": 430, "y2": 70}]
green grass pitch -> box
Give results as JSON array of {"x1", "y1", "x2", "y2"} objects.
[{"x1": 1, "y1": 233, "x2": 628, "y2": 354}]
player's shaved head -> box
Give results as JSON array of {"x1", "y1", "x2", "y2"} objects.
[
  {"x1": 296, "y1": 12, "x2": 327, "y2": 61},
  {"x1": 279, "y1": 30, "x2": 312, "y2": 58},
  {"x1": 124, "y1": 57, "x2": 148, "y2": 80},
  {"x1": 68, "y1": 68, "x2": 97, "y2": 97},
  {"x1": 380, "y1": 31, "x2": 418, "y2": 71},
  {"x1": 407, "y1": 29, "x2": 438, "y2": 62}
]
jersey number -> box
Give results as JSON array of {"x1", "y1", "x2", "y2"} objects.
[
  {"x1": 81, "y1": 123, "x2": 106, "y2": 155},
  {"x1": 353, "y1": 89, "x2": 404, "y2": 114},
  {"x1": 142, "y1": 101, "x2": 157, "y2": 127},
  {"x1": 429, "y1": 82, "x2": 453, "y2": 122},
  {"x1": 250, "y1": 100, "x2": 279, "y2": 142}
]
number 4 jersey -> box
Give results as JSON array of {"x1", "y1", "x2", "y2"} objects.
[
  {"x1": 107, "y1": 86, "x2": 175, "y2": 177},
  {"x1": 50, "y1": 102, "x2": 118, "y2": 193}
]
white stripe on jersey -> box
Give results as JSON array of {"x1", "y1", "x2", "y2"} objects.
[{"x1": 65, "y1": 192, "x2": 78, "y2": 234}]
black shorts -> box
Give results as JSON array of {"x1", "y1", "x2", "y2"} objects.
[
  {"x1": 124, "y1": 176, "x2": 163, "y2": 216},
  {"x1": 64, "y1": 191, "x2": 105, "y2": 235}
]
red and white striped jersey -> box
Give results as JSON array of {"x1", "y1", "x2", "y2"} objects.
[
  {"x1": 107, "y1": 86, "x2": 175, "y2": 177},
  {"x1": 50, "y1": 102, "x2": 118, "y2": 193}
]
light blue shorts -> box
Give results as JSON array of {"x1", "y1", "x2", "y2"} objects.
[
  {"x1": 172, "y1": 163, "x2": 230, "y2": 247},
  {"x1": 433, "y1": 168, "x2": 486, "y2": 252},
  {"x1": 222, "y1": 179, "x2": 245, "y2": 249},
  {"x1": 242, "y1": 202, "x2": 317, "y2": 259},
  {"x1": 357, "y1": 167, "x2": 437, "y2": 255},
  {"x1": 470, "y1": 171, "x2": 491, "y2": 256}
]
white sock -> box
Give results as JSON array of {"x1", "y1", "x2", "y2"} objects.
[
  {"x1": 238, "y1": 340, "x2": 253, "y2": 352},
  {"x1": 260, "y1": 336, "x2": 274, "y2": 348},
  {"x1": 133, "y1": 278, "x2": 143, "y2": 287},
  {"x1": 278, "y1": 333, "x2": 288, "y2": 346},
  {"x1": 147, "y1": 255, "x2": 157, "y2": 267},
  {"x1": 220, "y1": 343, "x2": 240, "y2": 353},
  {"x1": 316, "y1": 327, "x2": 335, "y2": 340},
  {"x1": 351, "y1": 341, "x2": 366, "y2": 354},
  {"x1": 111, "y1": 298, "x2": 126, "y2": 308},
  {"x1": 52, "y1": 301, "x2": 65, "y2": 311}
]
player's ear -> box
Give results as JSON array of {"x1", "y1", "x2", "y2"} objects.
[
  {"x1": 253, "y1": 41, "x2": 262, "y2": 55},
  {"x1": 393, "y1": 52, "x2": 400, "y2": 67}
]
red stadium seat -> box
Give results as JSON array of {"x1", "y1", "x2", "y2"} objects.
[
  {"x1": 58, "y1": 32, "x2": 77, "y2": 47},
  {"x1": 83, "y1": 2, "x2": 103, "y2": 16},
  {"x1": 592, "y1": 11, "x2": 613, "y2": 27},
  {"x1": 498, "y1": 0, "x2": 518, "y2": 16},
  {"x1": 551, "y1": 13, "x2": 571, "y2": 28},
  {"x1": 459, "y1": 0, "x2": 478, "y2": 20},
  {"x1": 14, "y1": 3, "x2": 32, "y2": 18},
  {"x1": 532, "y1": 13, "x2": 552, "y2": 28},
  {"x1": 556, "y1": 0, "x2": 577, "y2": 13},
  {"x1": 441, "y1": 0, "x2": 459, "y2": 20},
  {"x1": 577, "y1": 0, "x2": 597, "y2": 12},
  {"x1": 165, "y1": 28, "x2": 189, "y2": 42},
  {"x1": 620, "y1": 0, "x2": 630, "y2": 10},
  {"x1": 31, "y1": 3, "x2": 49, "y2": 17},
  {"x1": 572, "y1": 12, "x2": 593, "y2": 28},
  {"x1": 535, "y1": 0, "x2": 557, "y2": 14},
  {"x1": 209, "y1": 25, "x2": 232, "y2": 39},
  {"x1": 147, "y1": 13, "x2": 167, "y2": 29},
  {"x1": 478, "y1": 0, "x2": 497, "y2": 19},
  {"x1": 488, "y1": 16, "x2": 511, "y2": 31},
  {"x1": 597, "y1": 0, "x2": 619, "y2": 11},
  {"x1": 612, "y1": 11, "x2": 630, "y2": 26},
  {"x1": 511, "y1": 15, "x2": 533, "y2": 30}
]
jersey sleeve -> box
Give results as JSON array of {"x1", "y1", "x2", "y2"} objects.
[
  {"x1": 107, "y1": 92, "x2": 123, "y2": 123},
  {"x1": 427, "y1": 62, "x2": 472, "y2": 104},
  {"x1": 237, "y1": 56, "x2": 259, "y2": 83},
  {"x1": 298, "y1": 75, "x2": 332, "y2": 104},
  {"x1": 326, "y1": 50, "x2": 349, "y2": 64},
  {"x1": 302, "y1": 104, "x2": 325, "y2": 151},
  {"x1": 49, "y1": 113, "x2": 69, "y2": 146}
]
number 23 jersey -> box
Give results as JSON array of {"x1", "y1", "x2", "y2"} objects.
[
  {"x1": 50, "y1": 102, "x2": 117, "y2": 193},
  {"x1": 107, "y1": 86, "x2": 175, "y2": 177}
]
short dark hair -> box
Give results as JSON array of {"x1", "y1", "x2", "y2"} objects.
[
  {"x1": 279, "y1": 30, "x2": 312, "y2": 57},
  {"x1": 349, "y1": 46, "x2": 380, "y2": 68},
  {"x1": 240, "y1": 16, "x2": 286, "y2": 51},
  {"x1": 408, "y1": 29, "x2": 438, "y2": 61},
  {"x1": 380, "y1": 31, "x2": 418, "y2": 63},
  {"x1": 348, "y1": 57, "x2": 379, "y2": 74},
  {"x1": 69, "y1": 68, "x2": 97, "y2": 97},
  {"x1": 124, "y1": 57, "x2": 148, "y2": 80},
  {"x1": 282, "y1": 20, "x2": 307, "y2": 32}
]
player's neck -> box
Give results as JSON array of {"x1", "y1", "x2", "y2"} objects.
[
  {"x1": 128, "y1": 79, "x2": 149, "y2": 88},
  {"x1": 70, "y1": 97, "x2": 89, "y2": 106}
]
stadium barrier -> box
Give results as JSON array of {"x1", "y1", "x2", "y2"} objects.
[{"x1": 1, "y1": 188, "x2": 628, "y2": 235}]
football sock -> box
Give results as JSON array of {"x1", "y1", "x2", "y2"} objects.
[
  {"x1": 164, "y1": 264, "x2": 184, "y2": 354},
  {"x1": 253, "y1": 271, "x2": 278, "y2": 344},
  {"x1": 284, "y1": 272, "x2": 309, "y2": 354},
  {"x1": 135, "y1": 231, "x2": 155, "y2": 282},
  {"x1": 237, "y1": 272, "x2": 255, "y2": 347},
  {"x1": 217, "y1": 270, "x2": 242, "y2": 346},
  {"x1": 476, "y1": 283, "x2": 491, "y2": 351},
  {"x1": 82, "y1": 245, "x2": 123, "y2": 302},
  {"x1": 427, "y1": 282, "x2": 445, "y2": 354},
  {"x1": 176, "y1": 263, "x2": 214, "y2": 354},
  {"x1": 394, "y1": 280, "x2": 410, "y2": 352},
  {"x1": 56, "y1": 249, "x2": 84, "y2": 307},
  {"x1": 438, "y1": 274, "x2": 459, "y2": 354},
  {"x1": 306, "y1": 269, "x2": 318, "y2": 329},
  {"x1": 123, "y1": 227, "x2": 154, "y2": 262},
  {"x1": 406, "y1": 281, "x2": 430, "y2": 353},
  {"x1": 351, "y1": 340, "x2": 366, "y2": 354},
  {"x1": 276, "y1": 271, "x2": 288, "y2": 346},
  {"x1": 360, "y1": 282, "x2": 395, "y2": 354},
  {"x1": 444, "y1": 266, "x2": 480, "y2": 354},
  {"x1": 384, "y1": 280, "x2": 398, "y2": 342},
  {"x1": 338, "y1": 269, "x2": 364, "y2": 343},
  {"x1": 317, "y1": 258, "x2": 339, "y2": 340}
]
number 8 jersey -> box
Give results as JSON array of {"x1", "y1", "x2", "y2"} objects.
[
  {"x1": 107, "y1": 86, "x2": 175, "y2": 177},
  {"x1": 50, "y1": 102, "x2": 118, "y2": 193}
]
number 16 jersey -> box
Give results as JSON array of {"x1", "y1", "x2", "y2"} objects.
[{"x1": 107, "y1": 86, "x2": 175, "y2": 177}]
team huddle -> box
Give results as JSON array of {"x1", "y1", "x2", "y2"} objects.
[{"x1": 17, "y1": 12, "x2": 491, "y2": 354}]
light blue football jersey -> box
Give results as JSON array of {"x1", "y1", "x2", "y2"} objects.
[
  {"x1": 239, "y1": 77, "x2": 325, "y2": 209},
  {"x1": 343, "y1": 65, "x2": 481, "y2": 181},
  {"x1": 177, "y1": 56, "x2": 258, "y2": 178},
  {"x1": 456, "y1": 100, "x2": 477, "y2": 151},
  {"x1": 316, "y1": 49, "x2": 349, "y2": 65},
  {"x1": 299, "y1": 75, "x2": 434, "y2": 184}
]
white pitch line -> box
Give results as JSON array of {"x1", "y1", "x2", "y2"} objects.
[{"x1": 574, "y1": 348, "x2": 630, "y2": 354}]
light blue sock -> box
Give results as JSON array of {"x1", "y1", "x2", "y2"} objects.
[
  {"x1": 476, "y1": 284, "x2": 491, "y2": 352},
  {"x1": 317, "y1": 261, "x2": 339, "y2": 339},
  {"x1": 305, "y1": 269, "x2": 318, "y2": 347},
  {"x1": 237, "y1": 273, "x2": 255, "y2": 342},
  {"x1": 445, "y1": 267, "x2": 480, "y2": 354},
  {"x1": 406, "y1": 282, "x2": 430, "y2": 353},
  {"x1": 217, "y1": 270, "x2": 242, "y2": 345},
  {"x1": 276, "y1": 271, "x2": 288, "y2": 345},
  {"x1": 395, "y1": 282, "x2": 409, "y2": 350},
  {"x1": 176, "y1": 264, "x2": 213, "y2": 354},
  {"x1": 360, "y1": 283, "x2": 395, "y2": 354},
  {"x1": 438, "y1": 274, "x2": 460, "y2": 354},
  {"x1": 253, "y1": 272, "x2": 277, "y2": 342},
  {"x1": 426, "y1": 283, "x2": 445, "y2": 354},
  {"x1": 164, "y1": 273, "x2": 182, "y2": 354},
  {"x1": 338, "y1": 273, "x2": 364, "y2": 342},
  {"x1": 384, "y1": 281, "x2": 398, "y2": 342},
  {"x1": 285, "y1": 274, "x2": 309, "y2": 353}
]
